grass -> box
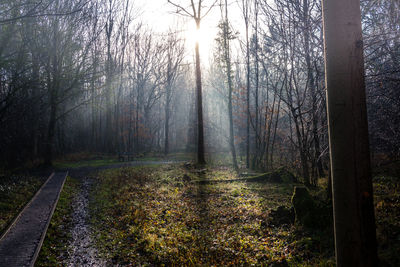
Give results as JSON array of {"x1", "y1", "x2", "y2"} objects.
[
  {"x1": 2, "y1": 156, "x2": 395, "y2": 266},
  {"x1": 0, "y1": 174, "x2": 47, "y2": 235},
  {"x1": 54, "y1": 158, "x2": 120, "y2": 169},
  {"x1": 52, "y1": 151, "x2": 118, "y2": 169},
  {"x1": 89, "y1": 164, "x2": 335, "y2": 266},
  {"x1": 52, "y1": 151, "x2": 194, "y2": 169},
  {"x1": 35, "y1": 176, "x2": 79, "y2": 266},
  {"x1": 133, "y1": 152, "x2": 195, "y2": 162}
]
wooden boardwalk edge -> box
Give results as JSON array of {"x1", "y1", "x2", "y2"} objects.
[
  {"x1": 0, "y1": 172, "x2": 56, "y2": 243},
  {"x1": 30, "y1": 171, "x2": 68, "y2": 267},
  {"x1": 0, "y1": 172, "x2": 68, "y2": 267}
]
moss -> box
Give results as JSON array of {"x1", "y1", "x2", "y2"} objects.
[
  {"x1": 291, "y1": 186, "x2": 334, "y2": 231},
  {"x1": 244, "y1": 168, "x2": 296, "y2": 183},
  {"x1": 291, "y1": 186, "x2": 317, "y2": 227},
  {"x1": 53, "y1": 158, "x2": 119, "y2": 169}
]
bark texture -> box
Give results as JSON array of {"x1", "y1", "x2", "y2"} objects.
[{"x1": 322, "y1": 0, "x2": 378, "y2": 266}]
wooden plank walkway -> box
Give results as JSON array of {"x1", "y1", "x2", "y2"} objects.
[{"x1": 0, "y1": 172, "x2": 67, "y2": 267}]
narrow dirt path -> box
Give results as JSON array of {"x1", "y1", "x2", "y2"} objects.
[
  {"x1": 66, "y1": 178, "x2": 106, "y2": 266},
  {"x1": 64, "y1": 161, "x2": 179, "y2": 266}
]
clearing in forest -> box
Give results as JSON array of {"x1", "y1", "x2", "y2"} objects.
[
  {"x1": 35, "y1": 162, "x2": 400, "y2": 266},
  {"x1": 88, "y1": 164, "x2": 335, "y2": 266}
]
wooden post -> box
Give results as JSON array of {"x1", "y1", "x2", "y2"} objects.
[{"x1": 322, "y1": 0, "x2": 378, "y2": 266}]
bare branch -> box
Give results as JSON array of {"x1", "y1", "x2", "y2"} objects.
[
  {"x1": 200, "y1": 0, "x2": 218, "y2": 19},
  {"x1": 0, "y1": 0, "x2": 88, "y2": 24},
  {"x1": 167, "y1": 0, "x2": 194, "y2": 17}
]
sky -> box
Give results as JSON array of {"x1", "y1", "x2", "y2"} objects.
[{"x1": 134, "y1": 0, "x2": 247, "y2": 64}]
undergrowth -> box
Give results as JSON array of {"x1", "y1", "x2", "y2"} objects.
[
  {"x1": 374, "y1": 175, "x2": 400, "y2": 266},
  {"x1": 90, "y1": 164, "x2": 335, "y2": 266}
]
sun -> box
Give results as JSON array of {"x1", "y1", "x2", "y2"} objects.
[
  {"x1": 185, "y1": 22, "x2": 206, "y2": 46},
  {"x1": 185, "y1": 21, "x2": 214, "y2": 59}
]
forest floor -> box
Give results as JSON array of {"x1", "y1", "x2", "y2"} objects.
[
  {"x1": 1, "y1": 156, "x2": 399, "y2": 266},
  {"x1": 88, "y1": 164, "x2": 335, "y2": 266},
  {"x1": 35, "y1": 160, "x2": 178, "y2": 266}
]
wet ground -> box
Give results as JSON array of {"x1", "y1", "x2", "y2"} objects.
[
  {"x1": 66, "y1": 177, "x2": 106, "y2": 266},
  {"x1": 64, "y1": 161, "x2": 180, "y2": 266}
]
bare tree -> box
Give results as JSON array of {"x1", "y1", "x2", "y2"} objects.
[
  {"x1": 239, "y1": 0, "x2": 251, "y2": 168},
  {"x1": 215, "y1": 0, "x2": 238, "y2": 170},
  {"x1": 163, "y1": 31, "x2": 185, "y2": 155},
  {"x1": 43, "y1": 0, "x2": 95, "y2": 165},
  {"x1": 0, "y1": 0, "x2": 86, "y2": 24},
  {"x1": 167, "y1": 0, "x2": 218, "y2": 164}
]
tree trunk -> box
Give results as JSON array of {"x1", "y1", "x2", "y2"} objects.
[
  {"x1": 245, "y1": 13, "x2": 250, "y2": 169},
  {"x1": 322, "y1": 0, "x2": 378, "y2": 265},
  {"x1": 195, "y1": 21, "x2": 205, "y2": 164},
  {"x1": 165, "y1": 86, "x2": 171, "y2": 155},
  {"x1": 292, "y1": 110, "x2": 310, "y2": 184},
  {"x1": 31, "y1": 49, "x2": 40, "y2": 159},
  {"x1": 105, "y1": 20, "x2": 114, "y2": 153},
  {"x1": 302, "y1": 0, "x2": 323, "y2": 181},
  {"x1": 44, "y1": 98, "x2": 57, "y2": 166},
  {"x1": 222, "y1": 1, "x2": 238, "y2": 170},
  {"x1": 252, "y1": 0, "x2": 260, "y2": 169},
  {"x1": 44, "y1": 8, "x2": 60, "y2": 166}
]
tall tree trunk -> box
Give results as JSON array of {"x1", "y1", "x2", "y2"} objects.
[
  {"x1": 222, "y1": 0, "x2": 238, "y2": 170},
  {"x1": 91, "y1": 47, "x2": 98, "y2": 152},
  {"x1": 195, "y1": 20, "x2": 205, "y2": 164},
  {"x1": 252, "y1": 0, "x2": 260, "y2": 169},
  {"x1": 31, "y1": 49, "x2": 40, "y2": 159},
  {"x1": 292, "y1": 110, "x2": 310, "y2": 184},
  {"x1": 165, "y1": 86, "x2": 171, "y2": 155},
  {"x1": 243, "y1": 1, "x2": 250, "y2": 169},
  {"x1": 270, "y1": 78, "x2": 284, "y2": 169},
  {"x1": 105, "y1": 19, "x2": 114, "y2": 153},
  {"x1": 44, "y1": 97, "x2": 57, "y2": 165},
  {"x1": 135, "y1": 77, "x2": 141, "y2": 152},
  {"x1": 303, "y1": 0, "x2": 323, "y2": 182},
  {"x1": 322, "y1": 0, "x2": 378, "y2": 265},
  {"x1": 44, "y1": 7, "x2": 60, "y2": 166},
  {"x1": 44, "y1": 62, "x2": 59, "y2": 166}
]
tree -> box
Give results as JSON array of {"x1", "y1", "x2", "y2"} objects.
[
  {"x1": 362, "y1": 0, "x2": 400, "y2": 161},
  {"x1": 301, "y1": 0, "x2": 324, "y2": 181},
  {"x1": 0, "y1": 0, "x2": 85, "y2": 24},
  {"x1": 163, "y1": 31, "x2": 185, "y2": 155},
  {"x1": 251, "y1": 0, "x2": 260, "y2": 169},
  {"x1": 239, "y1": 0, "x2": 251, "y2": 169},
  {"x1": 215, "y1": 0, "x2": 239, "y2": 170},
  {"x1": 168, "y1": 0, "x2": 218, "y2": 164},
  {"x1": 43, "y1": 0, "x2": 95, "y2": 165},
  {"x1": 322, "y1": 0, "x2": 378, "y2": 265}
]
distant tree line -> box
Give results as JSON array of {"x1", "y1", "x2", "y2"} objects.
[
  {"x1": 0, "y1": 0, "x2": 398, "y2": 174},
  {"x1": 0, "y1": 0, "x2": 193, "y2": 167}
]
